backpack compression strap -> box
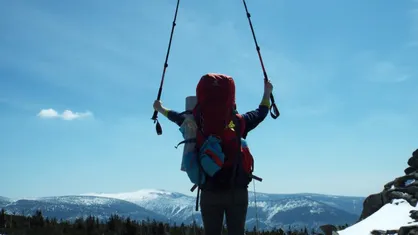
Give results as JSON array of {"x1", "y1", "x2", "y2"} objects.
[{"x1": 232, "y1": 115, "x2": 263, "y2": 183}]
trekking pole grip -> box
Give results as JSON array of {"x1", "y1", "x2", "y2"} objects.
[{"x1": 269, "y1": 93, "x2": 280, "y2": 119}]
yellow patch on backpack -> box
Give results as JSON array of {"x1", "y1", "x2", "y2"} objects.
[{"x1": 227, "y1": 120, "x2": 235, "y2": 131}]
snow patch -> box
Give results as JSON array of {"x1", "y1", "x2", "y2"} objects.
[
  {"x1": 83, "y1": 189, "x2": 196, "y2": 222},
  {"x1": 82, "y1": 189, "x2": 175, "y2": 202},
  {"x1": 310, "y1": 207, "x2": 325, "y2": 214},
  {"x1": 338, "y1": 199, "x2": 418, "y2": 235},
  {"x1": 406, "y1": 179, "x2": 415, "y2": 187},
  {"x1": 10, "y1": 196, "x2": 121, "y2": 207},
  {"x1": 39, "y1": 196, "x2": 120, "y2": 206}
]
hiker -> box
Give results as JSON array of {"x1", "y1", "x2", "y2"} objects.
[{"x1": 152, "y1": 73, "x2": 273, "y2": 235}]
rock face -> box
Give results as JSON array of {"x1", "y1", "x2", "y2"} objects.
[
  {"x1": 347, "y1": 149, "x2": 418, "y2": 235},
  {"x1": 320, "y1": 149, "x2": 418, "y2": 235},
  {"x1": 359, "y1": 149, "x2": 418, "y2": 222},
  {"x1": 319, "y1": 224, "x2": 338, "y2": 235}
]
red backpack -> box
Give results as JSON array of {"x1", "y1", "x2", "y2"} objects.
[
  {"x1": 192, "y1": 73, "x2": 254, "y2": 183},
  {"x1": 183, "y1": 73, "x2": 262, "y2": 211}
]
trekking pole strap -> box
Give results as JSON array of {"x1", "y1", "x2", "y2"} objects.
[
  {"x1": 242, "y1": 0, "x2": 280, "y2": 119},
  {"x1": 151, "y1": 0, "x2": 181, "y2": 135},
  {"x1": 269, "y1": 94, "x2": 280, "y2": 119}
]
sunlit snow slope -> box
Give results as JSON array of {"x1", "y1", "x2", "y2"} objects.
[{"x1": 338, "y1": 199, "x2": 418, "y2": 235}]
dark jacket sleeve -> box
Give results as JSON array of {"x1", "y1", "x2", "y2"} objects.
[
  {"x1": 241, "y1": 105, "x2": 269, "y2": 138},
  {"x1": 166, "y1": 110, "x2": 186, "y2": 127},
  {"x1": 167, "y1": 105, "x2": 268, "y2": 136}
]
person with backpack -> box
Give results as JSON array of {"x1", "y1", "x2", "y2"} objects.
[{"x1": 152, "y1": 73, "x2": 273, "y2": 235}]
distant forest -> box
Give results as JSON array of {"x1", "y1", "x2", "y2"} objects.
[{"x1": 0, "y1": 208, "x2": 349, "y2": 235}]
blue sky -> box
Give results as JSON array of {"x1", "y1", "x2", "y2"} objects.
[{"x1": 1, "y1": 0, "x2": 417, "y2": 199}]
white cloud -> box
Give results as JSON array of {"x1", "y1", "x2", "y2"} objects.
[
  {"x1": 37, "y1": 108, "x2": 93, "y2": 120},
  {"x1": 37, "y1": 109, "x2": 58, "y2": 118}
]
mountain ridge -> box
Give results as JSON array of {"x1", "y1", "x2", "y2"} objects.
[{"x1": 0, "y1": 188, "x2": 365, "y2": 230}]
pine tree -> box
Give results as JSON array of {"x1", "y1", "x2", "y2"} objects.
[
  {"x1": 0, "y1": 208, "x2": 353, "y2": 235},
  {"x1": 125, "y1": 217, "x2": 137, "y2": 235},
  {"x1": 30, "y1": 209, "x2": 44, "y2": 228},
  {"x1": 0, "y1": 208, "x2": 5, "y2": 228}
]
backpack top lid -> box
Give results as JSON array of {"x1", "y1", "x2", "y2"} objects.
[
  {"x1": 194, "y1": 73, "x2": 237, "y2": 137},
  {"x1": 196, "y1": 73, "x2": 235, "y2": 106}
]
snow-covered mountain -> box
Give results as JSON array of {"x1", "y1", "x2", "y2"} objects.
[
  {"x1": 0, "y1": 189, "x2": 364, "y2": 230},
  {"x1": 83, "y1": 189, "x2": 200, "y2": 225},
  {"x1": 247, "y1": 192, "x2": 363, "y2": 216},
  {"x1": 84, "y1": 189, "x2": 364, "y2": 230},
  {"x1": 245, "y1": 196, "x2": 358, "y2": 230},
  {"x1": 0, "y1": 196, "x2": 12, "y2": 208},
  {"x1": 1, "y1": 195, "x2": 166, "y2": 222}
]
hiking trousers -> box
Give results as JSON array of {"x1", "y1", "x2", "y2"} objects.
[{"x1": 200, "y1": 187, "x2": 248, "y2": 235}]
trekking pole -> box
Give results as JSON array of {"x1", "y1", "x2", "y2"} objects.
[
  {"x1": 242, "y1": 0, "x2": 280, "y2": 119},
  {"x1": 151, "y1": 0, "x2": 181, "y2": 135}
]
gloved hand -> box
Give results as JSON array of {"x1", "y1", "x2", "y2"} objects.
[
  {"x1": 264, "y1": 79, "x2": 273, "y2": 95},
  {"x1": 153, "y1": 100, "x2": 168, "y2": 114}
]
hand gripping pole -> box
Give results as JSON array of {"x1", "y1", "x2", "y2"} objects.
[
  {"x1": 151, "y1": 0, "x2": 181, "y2": 135},
  {"x1": 242, "y1": 0, "x2": 280, "y2": 119}
]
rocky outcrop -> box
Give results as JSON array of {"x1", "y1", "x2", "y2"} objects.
[
  {"x1": 370, "y1": 229, "x2": 399, "y2": 235},
  {"x1": 359, "y1": 149, "x2": 418, "y2": 222},
  {"x1": 370, "y1": 218, "x2": 418, "y2": 235},
  {"x1": 407, "y1": 149, "x2": 418, "y2": 173},
  {"x1": 358, "y1": 192, "x2": 385, "y2": 221},
  {"x1": 319, "y1": 224, "x2": 338, "y2": 235},
  {"x1": 321, "y1": 149, "x2": 418, "y2": 235}
]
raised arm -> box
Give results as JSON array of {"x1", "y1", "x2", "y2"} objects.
[
  {"x1": 153, "y1": 100, "x2": 185, "y2": 127},
  {"x1": 241, "y1": 80, "x2": 273, "y2": 138}
]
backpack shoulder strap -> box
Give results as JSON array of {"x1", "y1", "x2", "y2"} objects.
[
  {"x1": 233, "y1": 113, "x2": 246, "y2": 136},
  {"x1": 229, "y1": 114, "x2": 243, "y2": 186}
]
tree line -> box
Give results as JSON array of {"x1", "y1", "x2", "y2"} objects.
[{"x1": 0, "y1": 208, "x2": 349, "y2": 235}]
